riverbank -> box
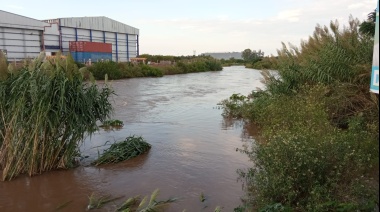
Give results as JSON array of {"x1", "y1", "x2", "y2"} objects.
[
  {"x1": 87, "y1": 56, "x2": 222, "y2": 80},
  {"x1": 221, "y1": 17, "x2": 379, "y2": 211},
  {"x1": 0, "y1": 66, "x2": 262, "y2": 211}
]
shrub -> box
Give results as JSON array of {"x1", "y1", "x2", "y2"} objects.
[
  {"x1": 231, "y1": 86, "x2": 378, "y2": 211},
  {"x1": 89, "y1": 61, "x2": 122, "y2": 80}
]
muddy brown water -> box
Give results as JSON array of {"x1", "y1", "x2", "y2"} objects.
[{"x1": 0, "y1": 66, "x2": 265, "y2": 212}]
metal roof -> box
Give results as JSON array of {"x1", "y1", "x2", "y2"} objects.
[
  {"x1": 0, "y1": 10, "x2": 49, "y2": 30},
  {"x1": 44, "y1": 16, "x2": 139, "y2": 35}
]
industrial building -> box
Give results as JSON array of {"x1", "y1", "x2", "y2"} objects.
[
  {"x1": 0, "y1": 10, "x2": 139, "y2": 62},
  {"x1": 201, "y1": 52, "x2": 243, "y2": 60}
]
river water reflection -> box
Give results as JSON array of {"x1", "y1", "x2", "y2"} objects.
[{"x1": 0, "y1": 66, "x2": 265, "y2": 212}]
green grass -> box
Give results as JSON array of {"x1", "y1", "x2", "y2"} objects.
[{"x1": 92, "y1": 135, "x2": 151, "y2": 166}]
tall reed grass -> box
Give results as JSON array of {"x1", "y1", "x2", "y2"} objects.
[{"x1": 0, "y1": 52, "x2": 113, "y2": 181}]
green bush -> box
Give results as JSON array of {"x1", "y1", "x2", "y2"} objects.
[
  {"x1": 232, "y1": 86, "x2": 378, "y2": 211},
  {"x1": 89, "y1": 61, "x2": 121, "y2": 80},
  {"x1": 140, "y1": 64, "x2": 163, "y2": 77}
]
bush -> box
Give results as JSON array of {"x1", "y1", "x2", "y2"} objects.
[
  {"x1": 89, "y1": 61, "x2": 121, "y2": 80},
  {"x1": 233, "y1": 86, "x2": 378, "y2": 211}
]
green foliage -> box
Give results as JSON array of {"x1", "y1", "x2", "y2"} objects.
[
  {"x1": 139, "y1": 54, "x2": 177, "y2": 63},
  {"x1": 250, "y1": 56, "x2": 279, "y2": 70},
  {"x1": 0, "y1": 52, "x2": 113, "y2": 181},
  {"x1": 141, "y1": 64, "x2": 164, "y2": 77},
  {"x1": 92, "y1": 135, "x2": 151, "y2": 166},
  {"x1": 242, "y1": 49, "x2": 265, "y2": 62},
  {"x1": 220, "y1": 57, "x2": 245, "y2": 67},
  {"x1": 174, "y1": 58, "x2": 222, "y2": 73},
  {"x1": 359, "y1": 9, "x2": 377, "y2": 36},
  {"x1": 0, "y1": 51, "x2": 8, "y2": 81},
  {"x1": 88, "y1": 61, "x2": 121, "y2": 80},
  {"x1": 222, "y1": 16, "x2": 379, "y2": 211},
  {"x1": 229, "y1": 86, "x2": 378, "y2": 211},
  {"x1": 218, "y1": 93, "x2": 252, "y2": 118},
  {"x1": 87, "y1": 56, "x2": 221, "y2": 80},
  {"x1": 274, "y1": 16, "x2": 373, "y2": 93},
  {"x1": 100, "y1": 119, "x2": 124, "y2": 128}
]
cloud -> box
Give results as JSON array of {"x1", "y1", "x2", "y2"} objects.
[
  {"x1": 276, "y1": 9, "x2": 301, "y2": 22},
  {"x1": 138, "y1": 0, "x2": 377, "y2": 56}
]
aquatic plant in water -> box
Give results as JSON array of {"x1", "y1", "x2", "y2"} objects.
[
  {"x1": 115, "y1": 189, "x2": 177, "y2": 212},
  {"x1": 92, "y1": 135, "x2": 151, "y2": 166},
  {"x1": 100, "y1": 119, "x2": 124, "y2": 128}
]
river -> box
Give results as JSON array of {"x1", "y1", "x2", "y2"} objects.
[{"x1": 0, "y1": 66, "x2": 265, "y2": 212}]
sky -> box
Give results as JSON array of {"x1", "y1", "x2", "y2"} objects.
[{"x1": 1, "y1": 0, "x2": 377, "y2": 56}]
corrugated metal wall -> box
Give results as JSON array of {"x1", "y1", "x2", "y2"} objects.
[
  {"x1": 59, "y1": 17, "x2": 139, "y2": 35},
  {"x1": 0, "y1": 10, "x2": 46, "y2": 60},
  {"x1": 0, "y1": 27, "x2": 43, "y2": 60},
  {"x1": 1, "y1": 11, "x2": 140, "y2": 62},
  {"x1": 59, "y1": 26, "x2": 138, "y2": 62}
]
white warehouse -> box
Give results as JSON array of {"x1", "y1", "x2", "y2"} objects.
[{"x1": 0, "y1": 10, "x2": 139, "y2": 62}]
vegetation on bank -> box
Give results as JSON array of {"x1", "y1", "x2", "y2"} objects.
[
  {"x1": 87, "y1": 55, "x2": 222, "y2": 80},
  {"x1": 221, "y1": 16, "x2": 379, "y2": 211},
  {"x1": 220, "y1": 58, "x2": 245, "y2": 67},
  {"x1": 0, "y1": 52, "x2": 114, "y2": 181}
]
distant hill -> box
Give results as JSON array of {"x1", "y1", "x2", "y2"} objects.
[{"x1": 201, "y1": 52, "x2": 242, "y2": 60}]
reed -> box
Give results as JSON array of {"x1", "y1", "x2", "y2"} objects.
[
  {"x1": 87, "y1": 193, "x2": 122, "y2": 210},
  {"x1": 0, "y1": 52, "x2": 114, "y2": 181},
  {"x1": 116, "y1": 189, "x2": 177, "y2": 212},
  {"x1": 92, "y1": 135, "x2": 151, "y2": 166}
]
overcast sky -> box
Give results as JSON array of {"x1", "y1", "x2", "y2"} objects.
[{"x1": 1, "y1": 0, "x2": 377, "y2": 56}]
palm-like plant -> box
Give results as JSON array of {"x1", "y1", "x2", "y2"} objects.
[{"x1": 359, "y1": 9, "x2": 377, "y2": 36}]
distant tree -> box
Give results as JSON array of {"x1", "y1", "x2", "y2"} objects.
[
  {"x1": 242, "y1": 48, "x2": 265, "y2": 63},
  {"x1": 359, "y1": 9, "x2": 376, "y2": 36},
  {"x1": 242, "y1": 49, "x2": 253, "y2": 61}
]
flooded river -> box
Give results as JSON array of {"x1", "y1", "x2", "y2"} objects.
[{"x1": 0, "y1": 66, "x2": 265, "y2": 212}]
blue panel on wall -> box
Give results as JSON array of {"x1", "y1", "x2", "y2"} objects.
[{"x1": 70, "y1": 52, "x2": 112, "y2": 63}]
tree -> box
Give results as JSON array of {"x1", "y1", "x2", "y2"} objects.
[
  {"x1": 359, "y1": 9, "x2": 376, "y2": 36},
  {"x1": 242, "y1": 48, "x2": 265, "y2": 62},
  {"x1": 242, "y1": 49, "x2": 252, "y2": 61}
]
